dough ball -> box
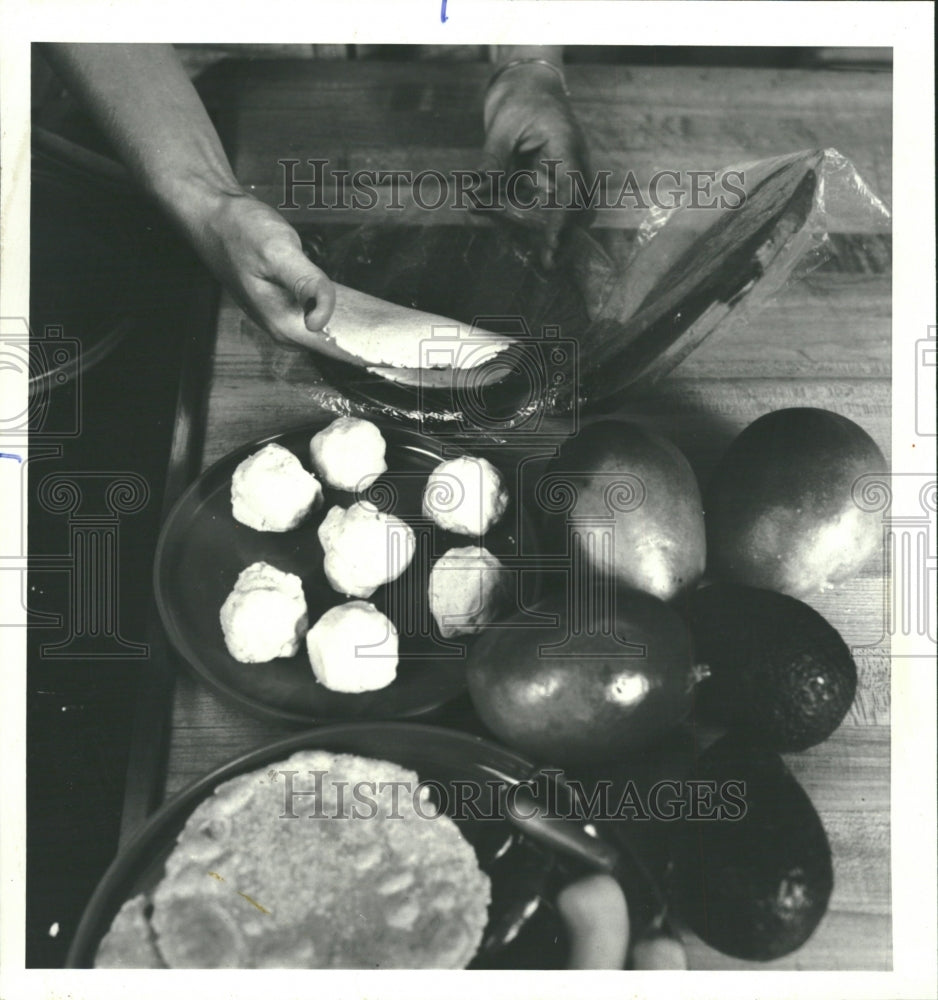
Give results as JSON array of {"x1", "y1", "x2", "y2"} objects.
[
  {"x1": 220, "y1": 562, "x2": 308, "y2": 663},
  {"x1": 428, "y1": 546, "x2": 510, "y2": 638},
  {"x1": 306, "y1": 600, "x2": 399, "y2": 693},
  {"x1": 310, "y1": 417, "x2": 388, "y2": 491},
  {"x1": 317, "y1": 502, "x2": 416, "y2": 598},
  {"x1": 422, "y1": 456, "x2": 509, "y2": 536},
  {"x1": 231, "y1": 442, "x2": 322, "y2": 532}
]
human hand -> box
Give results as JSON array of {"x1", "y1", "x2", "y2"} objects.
[
  {"x1": 481, "y1": 55, "x2": 591, "y2": 268},
  {"x1": 185, "y1": 187, "x2": 336, "y2": 349},
  {"x1": 42, "y1": 44, "x2": 336, "y2": 350}
]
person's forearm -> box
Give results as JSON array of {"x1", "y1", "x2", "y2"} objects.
[
  {"x1": 491, "y1": 45, "x2": 564, "y2": 69},
  {"x1": 41, "y1": 43, "x2": 242, "y2": 226},
  {"x1": 488, "y1": 45, "x2": 565, "y2": 95},
  {"x1": 43, "y1": 43, "x2": 338, "y2": 344},
  {"x1": 485, "y1": 45, "x2": 567, "y2": 131}
]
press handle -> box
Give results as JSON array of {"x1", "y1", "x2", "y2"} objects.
[{"x1": 506, "y1": 783, "x2": 621, "y2": 873}]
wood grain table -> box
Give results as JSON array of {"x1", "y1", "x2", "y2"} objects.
[{"x1": 143, "y1": 60, "x2": 891, "y2": 970}]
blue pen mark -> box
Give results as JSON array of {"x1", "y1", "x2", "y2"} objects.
[
  {"x1": 1, "y1": 452, "x2": 23, "y2": 463},
  {"x1": 440, "y1": 0, "x2": 448, "y2": 22}
]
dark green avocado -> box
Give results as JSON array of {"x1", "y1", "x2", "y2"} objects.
[
  {"x1": 671, "y1": 735, "x2": 834, "y2": 961},
  {"x1": 684, "y1": 583, "x2": 857, "y2": 752}
]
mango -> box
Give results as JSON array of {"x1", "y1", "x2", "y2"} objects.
[
  {"x1": 706, "y1": 407, "x2": 888, "y2": 598},
  {"x1": 543, "y1": 421, "x2": 706, "y2": 601},
  {"x1": 466, "y1": 587, "x2": 704, "y2": 767}
]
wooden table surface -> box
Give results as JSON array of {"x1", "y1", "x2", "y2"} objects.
[{"x1": 153, "y1": 60, "x2": 892, "y2": 970}]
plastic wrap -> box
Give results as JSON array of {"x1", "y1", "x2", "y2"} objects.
[{"x1": 252, "y1": 148, "x2": 890, "y2": 433}]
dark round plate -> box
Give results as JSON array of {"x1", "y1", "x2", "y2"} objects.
[
  {"x1": 154, "y1": 420, "x2": 539, "y2": 724},
  {"x1": 67, "y1": 723, "x2": 566, "y2": 969}
]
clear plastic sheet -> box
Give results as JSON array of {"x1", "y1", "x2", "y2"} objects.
[{"x1": 257, "y1": 148, "x2": 890, "y2": 433}]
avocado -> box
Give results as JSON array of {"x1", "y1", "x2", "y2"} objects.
[
  {"x1": 671, "y1": 734, "x2": 834, "y2": 961},
  {"x1": 706, "y1": 407, "x2": 888, "y2": 598},
  {"x1": 466, "y1": 587, "x2": 704, "y2": 767},
  {"x1": 684, "y1": 583, "x2": 857, "y2": 752},
  {"x1": 544, "y1": 420, "x2": 706, "y2": 601}
]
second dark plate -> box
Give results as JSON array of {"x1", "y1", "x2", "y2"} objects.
[{"x1": 66, "y1": 723, "x2": 567, "y2": 969}]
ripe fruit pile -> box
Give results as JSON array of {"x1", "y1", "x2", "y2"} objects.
[{"x1": 465, "y1": 406, "x2": 887, "y2": 962}]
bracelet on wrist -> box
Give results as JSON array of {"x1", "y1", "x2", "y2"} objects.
[{"x1": 487, "y1": 57, "x2": 569, "y2": 97}]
